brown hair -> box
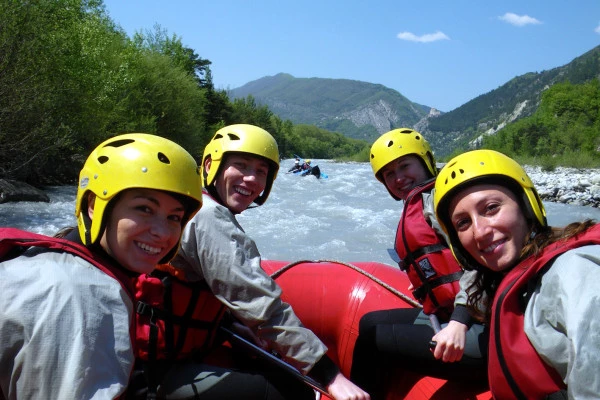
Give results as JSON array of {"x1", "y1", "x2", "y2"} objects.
[{"x1": 467, "y1": 219, "x2": 597, "y2": 323}]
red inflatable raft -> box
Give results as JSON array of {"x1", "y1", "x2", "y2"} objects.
[{"x1": 261, "y1": 259, "x2": 492, "y2": 400}]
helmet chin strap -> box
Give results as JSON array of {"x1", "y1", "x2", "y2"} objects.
[{"x1": 80, "y1": 192, "x2": 95, "y2": 245}]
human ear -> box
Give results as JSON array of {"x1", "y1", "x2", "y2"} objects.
[
  {"x1": 87, "y1": 192, "x2": 96, "y2": 220},
  {"x1": 204, "y1": 157, "x2": 212, "y2": 174}
]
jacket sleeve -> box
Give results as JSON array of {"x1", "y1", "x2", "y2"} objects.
[
  {"x1": 524, "y1": 245, "x2": 600, "y2": 398},
  {"x1": 449, "y1": 270, "x2": 478, "y2": 325},
  {"x1": 424, "y1": 191, "x2": 478, "y2": 326},
  {"x1": 172, "y1": 198, "x2": 328, "y2": 374},
  {"x1": 0, "y1": 251, "x2": 133, "y2": 399}
]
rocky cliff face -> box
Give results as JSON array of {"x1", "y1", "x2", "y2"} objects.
[
  {"x1": 341, "y1": 99, "x2": 441, "y2": 135},
  {"x1": 468, "y1": 100, "x2": 530, "y2": 148},
  {"x1": 341, "y1": 99, "x2": 399, "y2": 133}
]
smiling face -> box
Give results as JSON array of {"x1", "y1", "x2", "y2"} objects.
[
  {"x1": 93, "y1": 188, "x2": 185, "y2": 274},
  {"x1": 209, "y1": 153, "x2": 269, "y2": 214},
  {"x1": 380, "y1": 154, "x2": 430, "y2": 200},
  {"x1": 448, "y1": 183, "x2": 530, "y2": 272}
]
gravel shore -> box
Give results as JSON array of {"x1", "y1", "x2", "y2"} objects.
[{"x1": 525, "y1": 166, "x2": 600, "y2": 208}]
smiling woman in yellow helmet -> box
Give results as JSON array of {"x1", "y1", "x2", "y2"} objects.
[
  {"x1": 167, "y1": 124, "x2": 369, "y2": 400},
  {"x1": 433, "y1": 149, "x2": 600, "y2": 398},
  {"x1": 350, "y1": 128, "x2": 488, "y2": 400},
  {"x1": 0, "y1": 133, "x2": 202, "y2": 399}
]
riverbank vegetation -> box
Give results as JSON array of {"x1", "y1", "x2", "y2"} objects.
[{"x1": 0, "y1": 0, "x2": 369, "y2": 185}]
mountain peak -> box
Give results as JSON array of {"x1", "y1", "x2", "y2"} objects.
[{"x1": 230, "y1": 75, "x2": 432, "y2": 142}]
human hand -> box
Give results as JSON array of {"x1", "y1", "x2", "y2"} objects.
[
  {"x1": 431, "y1": 320, "x2": 467, "y2": 362},
  {"x1": 326, "y1": 372, "x2": 371, "y2": 400}
]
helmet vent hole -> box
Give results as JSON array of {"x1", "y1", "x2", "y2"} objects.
[
  {"x1": 386, "y1": 140, "x2": 394, "y2": 147},
  {"x1": 105, "y1": 138, "x2": 135, "y2": 148},
  {"x1": 98, "y1": 156, "x2": 109, "y2": 164},
  {"x1": 370, "y1": 153, "x2": 375, "y2": 159},
  {"x1": 157, "y1": 152, "x2": 171, "y2": 164},
  {"x1": 227, "y1": 133, "x2": 241, "y2": 141},
  {"x1": 451, "y1": 171, "x2": 456, "y2": 179}
]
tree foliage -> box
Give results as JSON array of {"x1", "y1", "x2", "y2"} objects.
[
  {"x1": 483, "y1": 79, "x2": 600, "y2": 167},
  {"x1": 0, "y1": 0, "x2": 367, "y2": 185}
]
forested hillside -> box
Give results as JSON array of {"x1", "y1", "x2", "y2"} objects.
[
  {"x1": 0, "y1": 0, "x2": 369, "y2": 185},
  {"x1": 423, "y1": 45, "x2": 600, "y2": 158},
  {"x1": 483, "y1": 79, "x2": 600, "y2": 169},
  {"x1": 230, "y1": 73, "x2": 432, "y2": 142}
]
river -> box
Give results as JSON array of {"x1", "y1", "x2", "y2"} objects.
[{"x1": 2, "y1": 159, "x2": 600, "y2": 265}]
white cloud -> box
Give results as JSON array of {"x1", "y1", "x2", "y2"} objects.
[
  {"x1": 595, "y1": 24, "x2": 600, "y2": 34},
  {"x1": 499, "y1": 12, "x2": 542, "y2": 27},
  {"x1": 396, "y1": 31, "x2": 450, "y2": 43}
]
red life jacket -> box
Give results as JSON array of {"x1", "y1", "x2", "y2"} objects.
[
  {"x1": 488, "y1": 224, "x2": 600, "y2": 399},
  {"x1": 0, "y1": 228, "x2": 225, "y2": 363},
  {"x1": 135, "y1": 263, "x2": 226, "y2": 363},
  {"x1": 395, "y1": 179, "x2": 463, "y2": 317}
]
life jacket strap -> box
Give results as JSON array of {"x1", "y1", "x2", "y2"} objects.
[{"x1": 412, "y1": 271, "x2": 464, "y2": 303}]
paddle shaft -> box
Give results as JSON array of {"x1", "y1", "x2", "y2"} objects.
[
  {"x1": 428, "y1": 314, "x2": 442, "y2": 350},
  {"x1": 219, "y1": 327, "x2": 330, "y2": 397}
]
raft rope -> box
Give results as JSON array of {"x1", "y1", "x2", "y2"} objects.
[{"x1": 269, "y1": 259, "x2": 422, "y2": 309}]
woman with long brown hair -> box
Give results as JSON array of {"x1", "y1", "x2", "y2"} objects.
[{"x1": 434, "y1": 149, "x2": 600, "y2": 399}]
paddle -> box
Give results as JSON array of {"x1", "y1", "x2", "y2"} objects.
[
  {"x1": 219, "y1": 326, "x2": 330, "y2": 397},
  {"x1": 387, "y1": 248, "x2": 401, "y2": 264},
  {"x1": 428, "y1": 314, "x2": 442, "y2": 350},
  {"x1": 311, "y1": 165, "x2": 321, "y2": 179}
]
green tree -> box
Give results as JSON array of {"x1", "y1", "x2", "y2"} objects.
[{"x1": 0, "y1": 0, "x2": 127, "y2": 183}]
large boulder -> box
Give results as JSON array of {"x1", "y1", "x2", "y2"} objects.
[{"x1": 0, "y1": 179, "x2": 50, "y2": 203}]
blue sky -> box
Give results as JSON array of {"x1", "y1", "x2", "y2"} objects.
[{"x1": 102, "y1": 1, "x2": 600, "y2": 112}]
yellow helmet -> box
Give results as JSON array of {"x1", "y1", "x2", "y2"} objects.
[
  {"x1": 306, "y1": 159, "x2": 311, "y2": 165},
  {"x1": 76, "y1": 133, "x2": 203, "y2": 262},
  {"x1": 370, "y1": 128, "x2": 436, "y2": 199},
  {"x1": 433, "y1": 149, "x2": 547, "y2": 269},
  {"x1": 201, "y1": 124, "x2": 279, "y2": 205}
]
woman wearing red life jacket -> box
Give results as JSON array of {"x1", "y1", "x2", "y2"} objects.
[
  {"x1": 0, "y1": 134, "x2": 202, "y2": 399},
  {"x1": 350, "y1": 128, "x2": 488, "y2": 399},
  {"x1": 162, "y1": 124, "x2": 369, "y2": 400},
  {"x1": 434, "y1": 149, "x2": 600, "y2": 399}
]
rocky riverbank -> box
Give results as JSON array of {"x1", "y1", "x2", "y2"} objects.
[
  {"x1": 0, "y1": 179, "x2": 49, "y2": 203},
  {"x1": 525, "y1": 166, "x2": 600, "y2": 208}
]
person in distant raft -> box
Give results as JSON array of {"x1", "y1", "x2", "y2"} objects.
[
  {"x1": 301, "y1": 159, "x2": 312, "y2": 171},
  {"x1": 162, "y1": 124, "x2": 370, "y2": 400},
  {"x1": 350, "y1": 128, "x2": 488, "y2": 399},
  {"x1": 0, "y1": 134, "x2": 203, "y2": 399},
  {"x1": 434, "y1": 149, "x2": 600, "y2": 399},
  {"x1": 288, "y1": 157, "x2": 302, "y2": 173}
]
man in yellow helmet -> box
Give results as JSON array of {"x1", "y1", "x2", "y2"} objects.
[{"x1": 166, "y1": 124, "x2": 369, "y2": 400}]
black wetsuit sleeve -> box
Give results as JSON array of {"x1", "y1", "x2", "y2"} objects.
[
  {"x1": 449, "y1": 304, "x2": 473, "y2": 327},
  {"x1": 307, "y1": 354, "x2": 340, "y2": 387}
]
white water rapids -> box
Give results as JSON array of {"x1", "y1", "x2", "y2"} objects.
[{"x1": 2, "y1": 159, "x2": 600, "y2": 265}]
